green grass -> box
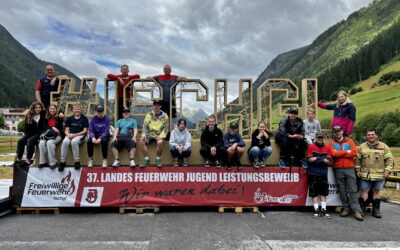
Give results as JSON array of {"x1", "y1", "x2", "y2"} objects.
[
  {"x1": 0, "y1": 136, "x2": 20, "y2": 154},
  {"x1": 356, "y1": 60, "x2": 400, "y2": 90}
]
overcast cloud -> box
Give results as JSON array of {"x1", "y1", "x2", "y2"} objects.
[{"x1": 0, "y1": 0, "x2": 371, "y2": 113}]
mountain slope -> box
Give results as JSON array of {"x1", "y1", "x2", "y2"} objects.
[
  {"x1": 253, "y1": 0, "x2": 400, "y2": 100},
  {"x1": 0, "y1": 24, "x2": 79, "y2": 108}
]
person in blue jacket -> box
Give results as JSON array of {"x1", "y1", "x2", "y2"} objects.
[{"x1": 223, "y1": 122, "x2": 245, "y2": 170}]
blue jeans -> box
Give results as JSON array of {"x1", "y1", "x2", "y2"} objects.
[
  {"x1": 360, "y1": 179, "x2": 384, "y2": 190},
  {"x1": 248, "y1": 146, "x2": 272, "y2": 163},
  {"x1": 170, "y1": 147, "x2": 192, "y2": 159}
]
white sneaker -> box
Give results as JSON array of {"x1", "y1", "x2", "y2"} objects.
[
  {"x1": 102, "y1": 159, "x2": 108, "y2": 168},
  {"x1": 87, "y1": 159, "x2": 93, "y2": 167},
  {"x1": 130, "y1": 159, "x2": 136, "y2": 167},
  {"x1": 112, "y1": 160, "x2": 120, "y2": 167}
]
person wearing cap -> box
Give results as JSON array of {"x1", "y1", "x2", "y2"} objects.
[
  {"x1": 146, "y1": 64, "x2": 187, "y2": 118},
  {"x1": 59, "y1": 104, "x2": 89, "y2": 171},
  {"x1": 355, "y1": 128, "x2": 394, "y2": 218},
  {"x1": 107, "y1": 64, "x2": 140, "y2": 119},
  {"x1": 140, "y1": 100, "x2": 169, "y2": 167},
  {"x1": 87, "y1": 105, "x2": 111, "y2": 168},
  {"x1": 307, "y1": 132, "x2": 332, "y2": 219},
  {"x1": 111, "y1": 108, "x2": 138, "y2": 167},
  {"x1": 275, "y1": 107, "x2": 307, "y2": 168},
  {"x1": 200, "y1": 114, "x2": 225, "y2": 168},
  {"x1": 328, "y1": 125, "x2": 363, "y2": 221},
  {"x1": 318, "y1": 90, "x2": 356, "y2": 136},
  {"x1": 223, "y1": 122, "x2": 246, "y2": 169},
  {"x1": 248, "y1": 121, "x2": 272, "y2": 168}
]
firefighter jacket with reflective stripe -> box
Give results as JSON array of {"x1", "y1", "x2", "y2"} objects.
[{"x1": 355, "y1": 141, "x2": 394, "y2": 181}]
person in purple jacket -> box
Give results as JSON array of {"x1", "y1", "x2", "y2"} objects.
[
  {"x1": 318, "y1": 90, "x2": 356, "y2": 136},
  {"x1": 224, "y1": 122, "x2": 246, "y2": 170},
  {"x1": 87, "y1": 105, "x2": 110, "y2": 167}
]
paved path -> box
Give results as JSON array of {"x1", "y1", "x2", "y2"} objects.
[{"x1": 0, "y1": 203, "x2": 399, "y2": 249}]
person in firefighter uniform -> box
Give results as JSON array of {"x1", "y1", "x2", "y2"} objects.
[{"x1": 355, "y1": 128, "x2": 394, "y2": 218}]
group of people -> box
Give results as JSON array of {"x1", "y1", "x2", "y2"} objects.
[{"x1": 15, "y1": 64, "x2": 395, "y2": 222}]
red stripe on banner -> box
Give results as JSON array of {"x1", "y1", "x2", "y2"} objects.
[{"x1": 75, "y1": 167, "x2": 309, "y2": 207}]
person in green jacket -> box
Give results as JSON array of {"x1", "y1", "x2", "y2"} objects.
[{"x1": 139, "y1": 100, "x2": 169, "y2": 167}]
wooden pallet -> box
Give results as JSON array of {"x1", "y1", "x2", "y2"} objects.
[
  {"x1": 119, "y1": 206, "x2": 160, "y2": 214},
  {"x1": 16, "y1": 207, "x2": 59, "y2": 215},
  {"x1": 218, "y1": 206, "x2": 259, "y2": 213}
]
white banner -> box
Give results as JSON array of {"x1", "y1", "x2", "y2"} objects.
[{"x1": 21, "y1": 168, "x2": 82, "y2": 207}]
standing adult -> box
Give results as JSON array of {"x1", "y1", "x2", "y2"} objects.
[
  {"x1": 35, "y1": 65, "x2": 68, "y2": 110},
  {"x1": 87, "y1": 105, "x2": 111, "y2": 168},
  {"x1": 200, "y1": 115, "x2": 225, "y2": 168},
  {"x1": 318, "y1": 90, "x2": 356, "y2": 136},
  {"x1": 329, "y1": 125, "x2": 363, "y2": 221},
  {"x1": 140, "y1": 100, "x2": 169, "y2": 167},
  {"x1": 275, "y1": 107, "x2": 307, "y2": 168},
  {"x1": 14, "y1": 102, "x2": 47, "y2": 167},
  {"x1": 355, "y1": 129, "x2": 394, "y2": 218},
  {"x1": 38, "y1": 104, "x2": 64, "y2": 169},
  {"x1": 107, "y1": 65, "x2": 140, "y2": 119},
  {"x1": 146, "y1": 64, "x2": 187, "y2": 118}
]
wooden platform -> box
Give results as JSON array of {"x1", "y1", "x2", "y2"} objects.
[
  {"x1": 218, "y1": 206, "x2": 259, "y2": 213},
  {"x1": 119, "y1": 206, "x2": 160, "y2": 214},
  {"x1": 16, "y1": 207, "x2": 60, "y2": 215}
]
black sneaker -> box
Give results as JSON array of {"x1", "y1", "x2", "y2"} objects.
[
  {"x1": 226, "y1": 162, "x2": 232, "y2": 170},
  {"x1": 215, "y1": 160, "x2": 222, "y2": 168},
  {"x1": 58, "y1": 162, "x2": 66, "y2": 172},
  {"x1": 50, "y1": 164, "x2": 57, "y2": 170},
  {"x1": 38, "y1": 163, "x2": 48, "y2": 168},
  {"x1": 204, "y1": 160, "x2": 210, "y2": 168},
  {"x1": 237, "y1": 161, "x2": 242, "y2": 169},
  {"x1": 74, "y1": 162, "x2": 81, "y2": 170},
  {"x1": 320, "y1": 209, "x2": 331, "y2": 219},
  {"x1": 313, "y1": 209, "x2": 320, "y2": 219},
  {"x1": 12, "y1": 161, "x2": 22, "y2": 168},
  {"x1": 21, "y1": 161, "x2": 30, "y2": 168}
]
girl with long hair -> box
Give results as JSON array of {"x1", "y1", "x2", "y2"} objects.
[
  {"x1": 14, "y1": 101, "x2": 46, "y2": 167},
  {"x1": 318, "y1": 90, "x2": 356, "y2": 136}
]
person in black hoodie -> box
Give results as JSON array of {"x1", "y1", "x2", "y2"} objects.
[
  {"x1": 248, "y1": 121, "x2": 272, "y2": 168},
  {"x1": 14, "y1": 102, "x2": 47, "y2": 167},
  {"x1": 275, "y1": 107, "x2": 307, "y2": 168},
  {"x1": 38, "y1": 104, "x2": 64, "y2": 169},
  {"x1": 200, "y1": 115, "x2": 225, "y2": 168}
]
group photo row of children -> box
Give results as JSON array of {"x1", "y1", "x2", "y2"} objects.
[{"x1": 19, "y1": 64, "x2": 394, "y2": 221}]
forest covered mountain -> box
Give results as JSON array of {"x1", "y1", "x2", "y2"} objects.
[
  {"x1": 0, "y1": 24, "x2": 79, "y2": 108},
  {"x1": 253, "y1": 0, "x2": 400, "y2": 101}
]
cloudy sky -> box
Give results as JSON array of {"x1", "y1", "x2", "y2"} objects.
[{"x1": 0, "y1": 0, "x2": 371, "y2": 113}]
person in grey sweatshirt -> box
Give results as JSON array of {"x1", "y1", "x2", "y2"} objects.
[
  {"x1": 169, "y1": 118, "x2": 192, "y2": 166},
  {"x1": 303, "y1": 108, "x2": 321, "y2": 144}
]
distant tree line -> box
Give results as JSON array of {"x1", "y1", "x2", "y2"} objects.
[{"x1": 319, "y1": 18, "x2": 400, "y2": 100}]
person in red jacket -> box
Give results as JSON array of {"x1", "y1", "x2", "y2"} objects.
[
  {"x1": 107, "y1": 64, "x2": 140, "y2": 119},
  {"x1": 328, "y1": 125, "x2": 363, "y2": 221},
  {"x1": 318, "y1": 90, "x2": 356, "y2": 136}
]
